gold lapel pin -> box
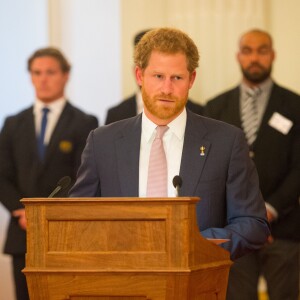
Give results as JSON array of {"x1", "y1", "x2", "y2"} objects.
[
  {"x1": 59, "y1": 140, "x2": 73, "y2": 154},
  {"x1": 200, "y1": 146, "x2": 206, "y2": 156}
]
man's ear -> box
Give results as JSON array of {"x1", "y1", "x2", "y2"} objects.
[{"x1": 135, "y1": 66, "x2": 143, "y2": 86}]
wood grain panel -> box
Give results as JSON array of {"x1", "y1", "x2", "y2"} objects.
[{"x1": 48, "y1": 220, "x2": 166, "y2": 252}]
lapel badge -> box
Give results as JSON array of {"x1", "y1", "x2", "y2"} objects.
[
  {"x1": 200, "y1": 146, "x2": 206, "y2": 156},
  {"x1": 59, "y1": 140, "x2": 73, "y2": 153}
]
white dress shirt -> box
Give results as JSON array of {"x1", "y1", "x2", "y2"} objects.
[
  {"x1": 139, "y1": 108, "x2": 187, "y2": 197},
  {"x1": 34, "y1": 97, "x2": 67, "y2": 145}
]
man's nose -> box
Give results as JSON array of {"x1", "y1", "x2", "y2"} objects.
[
  {"x1": 249, "y1": 51, "x2": 260, "y2": 62},
  {"x1": 38, "y1": 73, "x2": 48, "y2": 81},
  {"x1": 161, "y1": 78, "x2": 173, "y2": 94}
]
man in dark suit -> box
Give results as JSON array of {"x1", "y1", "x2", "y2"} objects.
[
  {"x1": 0, "y1": 47, "x2": 98, "y2": 300},
  {"x1": 204, "y1": 29, "x2": 300, "y2": 300},
  {"x1": 105, "y1": 29, "x2": 203, "y2": 125},
  {"x1": 70, "y1": 28, "x2": 269, "y2": 262}
]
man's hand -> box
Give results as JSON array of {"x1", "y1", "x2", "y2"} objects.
[
  {"x1": 266, "y1": 208, "x2": 275, "y2": 223},
  {"x1": 12, "y1": 209, "x2": 27, "y2": 230}
]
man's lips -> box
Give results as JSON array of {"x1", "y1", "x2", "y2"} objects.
[
  {"x1": 247, "y1": 64, "x2": 264, "y2": 71},
  {"x1": 156, "y1": 97, "x2": 175, "y2": 102}
]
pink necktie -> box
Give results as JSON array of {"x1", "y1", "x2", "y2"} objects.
[{"x1": 146, "y1": 126, "x2": 169, "y2": 197}]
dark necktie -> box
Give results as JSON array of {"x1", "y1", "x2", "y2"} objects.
[
  {"x1": 146, "y1": 126, "x2": 169, "y2": 197},
  {"x1": 241, "y1": 88, "x2": 261, "y2": 146},
  {"x1": 37, "y1": 107, "x2": 50, "y2": 160}
]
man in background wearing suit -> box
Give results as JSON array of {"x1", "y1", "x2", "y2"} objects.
[
  {"x1": 205, "y1": 29, "x2": 300, "y2": 300},
  {"x1": 0, "y1": 47, "x2": 98, "y2": 300},
  {"x1": 70, "y1": 28, "x2": 269, "y2": 263},
  {"x1": 105, "y1": 29, "x2": 203, "y2": 125}
]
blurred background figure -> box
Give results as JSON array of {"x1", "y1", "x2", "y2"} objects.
[
  {"x1": 205, "y1": 29, "x2": 300, "y2": 300},
  {"x1": 105, "y1": 29, "x2": 203, "y2": 125},
  {"x1": 0, "y1": 47, "x2": 98, "y2": 300}
]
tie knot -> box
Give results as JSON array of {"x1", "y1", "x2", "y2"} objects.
[
  {"x1": 155, "y1": 126, "x2": 169, "y2": 139},
  {"x1": 246, "y1": 87, "x2": 261, "y2": 99},
  {"x1": 42, "y1": 107, "x2": 50, "y2": 115}
]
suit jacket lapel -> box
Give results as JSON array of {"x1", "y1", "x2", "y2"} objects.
[
  {"x1": 22, "y1": 108, "x2": 39, "y2": 157},
  {"x1": 228, "y1": 87, "x2": 242, "y2": 128},
  {"x1": 179, "y1": 112, "x2": 211, "y2": 196},
  {"x1": 43, "y1": 103, "x2": 72, "y2": 165},
  {"x1": 254, "y1": 84, "x2": 281, "y2": 147},
  {"x1": 115, "y1": 115, "x2": 141, "y2": 196},
  {"x1": 211, "y1": 86, "x2": 241, "y2": 128},
  {"x1": 20, "y1": 108, "x2": 42, "y2": 183}
]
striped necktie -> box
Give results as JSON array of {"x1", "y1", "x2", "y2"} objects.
[
  {"x1": 37, "y1": 107, "x2": 50, "y2": 160},
  {"x1": 241, "y1": 88, "x2": 261, "y2": 146},
  {"x1": 146, "y1": 126, "x2": 169, "y2": 197}
]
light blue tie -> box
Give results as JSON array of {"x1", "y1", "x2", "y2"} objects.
[{"x1": 37, "y1": 107, "x2": 50, "y2": 160}]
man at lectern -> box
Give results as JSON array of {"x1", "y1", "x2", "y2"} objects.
[{"x1": 70, "y1": 28, "x2": 270, "y2": 261}]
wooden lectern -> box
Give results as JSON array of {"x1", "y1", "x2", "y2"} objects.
[{"x1": 22, "y1": 197, "x2": 232, "y2": 300}]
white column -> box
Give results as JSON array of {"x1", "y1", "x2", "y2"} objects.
[
  {"x1": 48, "y1": 0, "x2": 121, "y2": 125},
  {"x1": 0, "y1": 1, "x2": 48, "y2": 298}
]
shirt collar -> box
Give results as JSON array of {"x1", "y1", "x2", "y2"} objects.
[
  {"x1": 142, "y1": 108, "x2": 187, "y2": 143},
  {"x1": 34, "y1": 97, "x2": 67, "y2": 115},
  {"x1": 240, "y1": 78, "x2": 273, "y2": 97}
]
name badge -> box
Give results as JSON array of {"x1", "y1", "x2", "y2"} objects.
[{"x1": 268, "y1": 112, "x2": 293, "y2": 135}]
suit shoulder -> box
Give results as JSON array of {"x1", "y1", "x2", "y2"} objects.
[
  {"x1": 5, "y1": 106, "x2": 32, "y2": 119},
  {"x1": 272, "y1": 84, "x2": 300, "y2": 120},
  {"x1": 202, "y1": 114, "x2": 241, "y2": 132},
  {"x1": 204, "y1": 87, "x2": 239, "y2": 117},
  {"x1": 274, "y1": 84, "x2": 300, "y2": 102},
  {"x1": 1, "y1": 106, "x2": 33, "y2": 127},
  {"x1": 105, "y1": 95, "x2": 136, "y2": 124},
  {"x1": 207, "y1": 87, "x2": 238, "y2": 105},
  {"x1": 67, "y1": 103, "x2": 98, "y2": 124},
  {"x1": 95, "y1": 114, "x2": 140, "y2": 138},
  {"x1": 108, "y1": 95, "x2": 136, "y2": 111},
  {"x1": 189, "y1": 114, "x2": 243, "y2": 144},
  {"x1": 186, "y1": 99, "x2": 203, "y2": 115}
]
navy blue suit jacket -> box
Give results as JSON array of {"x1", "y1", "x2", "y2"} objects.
[{"x1": 70, "y1": 110, "x2": 269, "y2": 260}]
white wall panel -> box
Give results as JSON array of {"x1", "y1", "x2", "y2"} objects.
[
  {"x1": 0, "y1": 1, "x2": 48, "y2": 298},
  {"x1": 270, "y1": 0, "x2": 300, "y2": 94},
  {"x1": 49, "y1": 0, "x2": 121, "y2": 125}
]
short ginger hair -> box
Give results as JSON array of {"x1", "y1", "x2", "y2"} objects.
[{"x1": 134, "y1": 27, "x2": 199, "y2": 73}]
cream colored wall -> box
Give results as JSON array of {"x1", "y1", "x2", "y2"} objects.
[
  {"x1": 48, "y1": 0, "x2": 121, "y2": 124},
  {"x1": 120, "y1": 0, "x2": 168, "y2": 101},
  {"x1": 0, "y1": 1, "x2": 48, "y2": 298},
  {"x1": 270, "y1": 0, "x2": 300, "y2": 94},
  {"x1": 121, "y1": 0, "x2": 300, "y2": 104}
]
